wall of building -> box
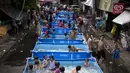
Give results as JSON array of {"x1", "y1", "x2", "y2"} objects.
[
  {"x1": 60, "y1": 0, "x2": 70, "y2": 5},
  {"x1": 0, "y1": 10, "x2": 11, "y2": 21}
]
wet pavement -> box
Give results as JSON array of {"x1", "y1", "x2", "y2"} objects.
[
  {"x1": 87, "y1": 25, "x2": 130, "y2": 73},
  {"x1": 0, "y1": 31, "x2": 38, "y2": 73}
]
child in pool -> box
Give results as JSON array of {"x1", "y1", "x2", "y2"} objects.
[
  {"x1": 49, "y1": 56, "x2": 55, "y2": 71},
  {"x1": 58, "y1": 20, "x2": 64, "y2": 27},
  {"x1": 68, "y1": 21, "x2": 71, "y2": 28},
  {"x1": 43, "y1": 55, "x2": 48, "y2": 68},
  {"x1": 70, "y1": 28, "x2": 77, "y2": 40},
  {"x1": 84, "y1": 59, "x2": 90, "y2": 67},
  {"x1": 34, "y1": 57, "x2": 42, "y2": 70},
  {"x1": 54, "y1": 62, "x2": 60, "y2": 73},
  {"x1": 60, "y1": 67, "x2": 65, "y2": 73},
  {"x1": 34, "y1": 60, "x2": 41, "y2": 70},
  {"x1": 72, "y1": 66, "x2": 81, "y2": 73},
  {"x1": 45, "y1": 28, "x2": 50, "y2": 38},
  {"x1": 51, "y1": 29, "x2": 56, "y2": 38},
  {"x1": 64, "y1": 33, "x2": 69, "y2": 39}
]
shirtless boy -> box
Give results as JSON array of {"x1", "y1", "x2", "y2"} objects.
[
  {"x1": 97, "y1": 35, "x2": 106, "y2": 63},
  {"x1": 68, "y1": 45, "x2": 84, "y2": 52},
  {"x1": 70, "y1": 28, "x2": 77, "y2": 39}
]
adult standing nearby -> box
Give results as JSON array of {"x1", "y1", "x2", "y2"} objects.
[{"x1": 97, "y1": 35, "x2": 106, "y2": 63}]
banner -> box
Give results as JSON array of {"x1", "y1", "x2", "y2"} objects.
[
  {"x1": 99, "y1": 0, "x2": 119, "y2": 12},
  {"x1": 113, "y1": 3, "x2": 124, "y2": 14}
]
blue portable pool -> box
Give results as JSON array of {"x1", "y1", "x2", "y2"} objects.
[
  {"x1": 23, "y1": 57, "x2": 103, "y2": 73},
  {"x1": 32, "y1": 44, "x2": 90, "y2": 61},
  {"x1": 41, "y1": 20, "x2": 77, "y2": 29},
  {"x1": 39, "y1": 34, "x2": 83, "y2": 40},
  {"x1": 41, "y1": 28, "x2": 79, "y2": 35},
  {"x1": 33, "y1": 44, "x2": 89, "y2": 52},
  {"x1": 37, "y1": 39, "x2": 84, "y2": 44},
  {"x1": 23, "y1": 10, "x2": 103, "y2": 73}
]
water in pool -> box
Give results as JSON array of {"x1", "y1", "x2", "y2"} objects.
[
  {"x1": 39, "y1": 34, "x2": 83, "y2": 40},
  {"x1": 34, "y1": 44, "x2": 89, "y2": 52},
  {"x1": 33, "y1": 61, "x2": 101, "y2": 73}
]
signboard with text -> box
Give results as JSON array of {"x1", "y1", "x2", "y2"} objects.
[{"x1": 113, "y1": 3, "x2": 124, "y2": 14}]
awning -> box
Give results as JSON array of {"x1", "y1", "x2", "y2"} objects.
[
  {"x1": 113, "y1": 11, "x2": 130, "y2": 25},
  {"x1": 125, "y1": 7, "x2": 130, "y2": 11},
  {"x1": 82, "y1": 0, "x2": 93, "y2": 8}
]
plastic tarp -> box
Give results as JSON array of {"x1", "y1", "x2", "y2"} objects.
[
  {"x1": 113, "y1": 11, "x2": 130, "y2": 25},
  {"x1": 81, "y1": 0, "x2": 93, "y2": 8}
]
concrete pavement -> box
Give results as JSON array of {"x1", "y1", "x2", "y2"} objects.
[
  {"x1": 88, "y1": 25, "x2": 130, "y2": 73},
  {"x1": 0, "y1": 31, "x2": 38, "y2": 73},
  {"x1": 0, "y1": 30, "x2": 28, "y2": 61}
]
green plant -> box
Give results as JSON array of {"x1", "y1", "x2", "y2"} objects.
[{"x1": 12, "y1": 0, "x2": 38, "y2": 10}]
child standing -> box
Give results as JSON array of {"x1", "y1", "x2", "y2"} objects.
[
  {"x1": 49, "y1": 56, "x2": 55, "y2": 71},
  {"x1": 43, "y1": 55, "x2": 48, "y2": 68}
]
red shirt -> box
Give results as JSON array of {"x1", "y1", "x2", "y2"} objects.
[
  {"x1": 46, "y1": 30, "x2": 49, "y2": 35},
  {"x1": 59, "y1": 22, "x2": 64, "y2": 27}
]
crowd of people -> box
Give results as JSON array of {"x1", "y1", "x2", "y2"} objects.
[
  {"x1": 28, "y1": 56, "x2": 90, "y2": 73},
  {"x1": 26, "y1": 2, "x2": 116, "y2": 73},
  {"x1": 87, "y1": 34, "x2": 120, "y2": 63},
  {"x1": 26, "y1": 3, "x2": 91, "y2": 73},
  {"x1": 36, "y1": 2, "x2": 83, "y2": 40}
]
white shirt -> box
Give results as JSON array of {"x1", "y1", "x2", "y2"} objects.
[{"x1": 49, "y1": 61, "x2": 55, "y2": 70}]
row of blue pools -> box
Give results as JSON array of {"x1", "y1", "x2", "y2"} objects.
[{"x1": 23, "y1": 10, "x2": 103, "y2": 73}]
